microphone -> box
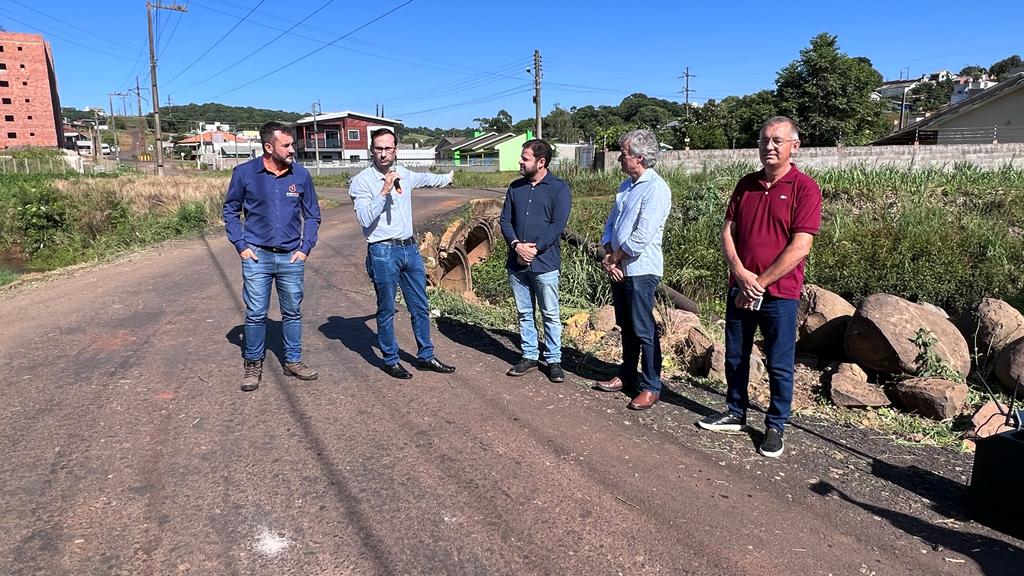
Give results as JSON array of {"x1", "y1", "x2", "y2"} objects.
[{"x1": 389, "y1": 167, "x2": 402, "y2": 194}]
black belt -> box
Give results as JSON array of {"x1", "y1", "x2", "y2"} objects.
[
  {"x1": 256, "y1": 245, "x2": 291, "y2": 253},
  {"x1": 371, "y1": 237, "x2": 415, "y2": 246}
]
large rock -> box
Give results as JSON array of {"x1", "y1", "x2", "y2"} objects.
[
  {"x1": 707, "y1": 342, "x2": 764, "y2": 385},
  {"x1": 971, "y1": 401, "x2": 1018, "y2": 438},
  {"x1": 797, "y1": 285, "x2": 855, "y2": 356},
  {"x1": 994, "y1": 337, "x2": 1024, "y2": 396},
  {"x1": 825, "y1": 362, "x2": 890, "y2": 408},
  {"x1": 660, "y1": 310, "x2": 714, "y2": 375},
  {"x1": 830, "y1": 377, "x2": 890, "y2": 408},
  {"x1": 844, "y1": 293, "x2": 970, "y2": 377},
  {"x1": 590, "y1": 305, "x2": 617, "y2": 333},
  {"x1": 957, "y1": 298, "x2": 1024, "y2": 367},
  {"x1": 892, "y1": 377, "x2": 968, "y2": 420}
]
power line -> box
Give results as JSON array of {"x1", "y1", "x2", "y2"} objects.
[
  {"x1": 171, "y1": 0, "x2": 337, "y2": 92},
  {"x1": 0, "y1": 13, "x2": 136, "y2": 61},
  {"x1": 7, "y1": 0, "x2": 134, "y2": 50},
  {"x1": 163, "y1": 0, "x2": 266, "y2": 84},
  {"x1": 396, "y1": 84, "x2": 533, "y2": 118},
  {"x1": 202, "y1": 0, "x2": 416, "y2": 102},
  {"x1": 158, "y1": 7, "x2": 188, "y2": 60}
]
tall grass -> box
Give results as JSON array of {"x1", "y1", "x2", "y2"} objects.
[{"x1": 1, "y1": 174, "x2": 230, "y2": 271}]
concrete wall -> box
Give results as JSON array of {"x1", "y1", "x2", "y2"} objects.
[{"x1": 597, "y1": 142, "x2": 1024, "y2": 172}]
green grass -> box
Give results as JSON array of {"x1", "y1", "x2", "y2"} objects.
[
  {"x1": 453, "y1": 171, "x2": 519, "y2": 189},
  {"x1": 312, "y1": 174, "x2": 350, "y2": 188},
  {"x1": 0, "y1": 267, "x2": 18, "y2": 286}
]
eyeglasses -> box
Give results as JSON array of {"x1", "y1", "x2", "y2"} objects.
[
  {"x1": 372, "y1": 146, "x2": 396, "y2": 153},
  {"x1": 758, "y1": 137, "x2": 797, "y2": 148}
]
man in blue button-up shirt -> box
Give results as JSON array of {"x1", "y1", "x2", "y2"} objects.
[
  {"x1": 223, "y1": 121, "x2": 321, "y2": 392},
  {"x1": 349, "y1": 128, "x2": 456, "y2": 380},
  {"x1": 499, "y1": 139, "x2": 572, "y2": 383},
  {"x1": 594, "y1": 129, "x2": 672, "y2": 411}
]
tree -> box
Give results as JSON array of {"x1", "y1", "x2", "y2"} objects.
[
  {"x1": 543, "y1": 104, "x2": 576, "y2": 142},
  {"x1": 473, "y1": 109, "x2": 513, "y2": 133},
  {"x1": 572, "y1": 105, "x2": 623, "y2": 143},
  {"x1": 989, "y1": 55, "x2": 1022, "y2": 81},
  {"x1": 632, "y1": 105, "x2": 671, "y2": 130},
  {"x1": 908, "y1": 79, "x2": 954, "y2": 113},
  {"x1": 958, "y1": 65, "x2": 987, "y2": 79},
  {"x1": 775, "y1": 33, "x2": 890, "y2": 146}
]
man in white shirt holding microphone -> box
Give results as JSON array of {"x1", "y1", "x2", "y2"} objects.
[{"x1": 348, "y1": 128, "x2": 456, "y2": 379}]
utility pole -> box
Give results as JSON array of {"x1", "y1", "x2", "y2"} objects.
[
  {"x1": 146, "y1": 1, "x2": 188, "y2": 176},
  {"x1": 134, "y1": 76, "x2": 145, "y2": 160},
  {"x1": 92, "y1": 108, "x2": 101, "y2": 162},
  {"x1": 681, "y1": 67, "x2": 695, "y2": 119},
  {"x1": 311, "y1": 100, "x2": 321, "y2": 175},
  {"x1": 109, "y1": 91, "x2": 128, "y2": 161},
  {"x1": 532, "y1": 50, "x2": 542, "y2": 140}
]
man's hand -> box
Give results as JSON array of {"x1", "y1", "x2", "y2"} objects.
[
  {"x1": 601, "y1": 253, "x2": 617, "y2": 273},
  {"x1": 381, "y1": 170, "x2": 400, "y2": 196},
  {"x1": 240, "y1": 248, "x2": 258, "y2": 261},
  {"x1": 734, "y1": 267, "x2": 765, "y2": 299},
  {"x1": 515, "y1": 242, "x2": 537, "y2": 263},
  {"x1": 735, "y1": 292, "x2": 759, "y2": 310},
  {"x1": 290, "y1": 251, "x2": 307, "y2": 264},
  {"x1": 607, "y1": 265, "x2": 624, "y2": 283}
]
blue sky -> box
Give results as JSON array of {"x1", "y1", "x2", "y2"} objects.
[{"x1": 4, "y1": 0, "x2": 1022, "y2": 129}]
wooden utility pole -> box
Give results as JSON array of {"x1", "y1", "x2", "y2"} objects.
[
  {"x1": 146, "y1": 1, "x2": 188, "y2": 176},
  {"x1": 109, "y1": 91, "x2": 128, "y2": 161},
  {"x1": 533, "y1": 50, "x2": 542, "y2": 140}
]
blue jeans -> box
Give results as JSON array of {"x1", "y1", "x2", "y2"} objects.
[
  {"x1": 611, "y1": 274, "x2": 662, "y2": 394},
  {"x1": 724, "y1": 291, "x2": 799, "y2": 431},
  {"x1": 509, "y1": 269, "x2": 562, "y2": 363},
  {"x1": 241, "y1": 247, "x2": 305, "y2": 363},
  {"x1": 365, "y1": 242, "x2": 433, "y2": 365}
]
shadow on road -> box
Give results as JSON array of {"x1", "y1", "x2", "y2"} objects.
[
  {"x1": 810, "y1": 480, "x2": 1023, "y2": 574},
  {"x1": 434, "y1": 316, "x2": 624, "y2": 383},
  {"x1": 225, "y1": 320, "x2": 287, "y2": 367},
  {"x1": 318, "y1": 314, "x2": 419, "y2": 369}
]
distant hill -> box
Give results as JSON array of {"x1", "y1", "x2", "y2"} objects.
[{"x1": 155, "y1": 103, "x2": 303, "y2": 135}]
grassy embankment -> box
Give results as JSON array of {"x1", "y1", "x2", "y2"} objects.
[{"x1": 429, "y1": 162, "x2": 1024, "y2": 449}]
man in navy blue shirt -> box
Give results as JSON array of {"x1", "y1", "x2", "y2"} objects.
[
  {"x1": 499, "y1": 139, "x2": 572, "y2": 382},
  {"x1": 223, "y1": 121, "x2": 322, "y2": 392}
]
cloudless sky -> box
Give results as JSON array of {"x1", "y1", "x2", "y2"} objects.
[{"x1": 4, "y1": 0, "x2": 1022, "y2": 129}]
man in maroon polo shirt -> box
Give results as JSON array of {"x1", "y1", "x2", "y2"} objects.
[{"x1": 697, "y1": 116, "x2": 822, "y2": 458}]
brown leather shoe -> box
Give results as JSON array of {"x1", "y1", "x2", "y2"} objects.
[
  {"x1": 628, "y1": 390, "x2": 659, "y2": 411},
  {"x1": 284, "y1": 361, "x2": 319, "y2": 381},
  {"x1": 594, "y1": 376, "x2": 624, "y2": 392}
]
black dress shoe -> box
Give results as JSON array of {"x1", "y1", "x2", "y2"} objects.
[
  {"x1": 415, "y1": 357, "x2": 456, "y2": 373},
  {"x1": 383, "y1": 363, "x2": 413, "y2": 379}
]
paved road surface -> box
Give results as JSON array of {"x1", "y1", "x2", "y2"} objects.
[{"x1": 1, "y1": 188, "x2": 1021, "y2": 575}]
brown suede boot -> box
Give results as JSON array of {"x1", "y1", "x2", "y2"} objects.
[
  {"x1": 241, "y1": 359, "x2": 263, "y2": 392},
  {"x1": 284, "y1": 361, "x2": 318, "y2": 381}
]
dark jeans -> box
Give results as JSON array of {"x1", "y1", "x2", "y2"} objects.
[
  {"x1": 724, "y1": 291, "x2": 799, "y2": 431},
  {"x1": 365, "y1": 242, "x2": 434, "y2": 366},
  {"x1": 611, "y1": 274, "x2": 662, "y2": 394}
]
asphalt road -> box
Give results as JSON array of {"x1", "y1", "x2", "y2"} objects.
[{"x1": 1, "y1": 187, "x2": 1021, "y2": 575}]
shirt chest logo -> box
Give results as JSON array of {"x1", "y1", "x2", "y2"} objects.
[{"x1": 286, "y1": 183, "x2": 300, "y2": 197}]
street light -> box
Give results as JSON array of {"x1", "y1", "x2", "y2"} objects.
[{"x1": 311, "y1": 100, "x2": 321, "y2": 176}]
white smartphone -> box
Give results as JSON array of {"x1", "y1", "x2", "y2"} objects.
[{"x1": 751, "y1": 296, "x2": 763, "y2": 311}]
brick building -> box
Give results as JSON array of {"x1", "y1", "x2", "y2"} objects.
[
  {"x1": 291, "y1": 111, "x2": 402, "y2": 163},
  {"x1": 0, "y1": 31, "x2": 63, "y2": 149}
]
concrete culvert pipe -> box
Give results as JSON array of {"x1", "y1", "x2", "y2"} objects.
[{"x1": 438, "y1": 248, "x2": 471, "y2": 293}]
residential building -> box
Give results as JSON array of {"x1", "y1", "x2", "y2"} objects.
[
  {"x1": 0, "y1": 31, "x2": 63, "y2": 149},
  {"x1": 290, "y1": 111, "x2": 402, "y2": 163},
  {"x1": 872, "y1": 73, "x2": 1024, "y2": 145},
  {"x1": 950, "y1": 74, "x2": 1000, "y2": 105}
]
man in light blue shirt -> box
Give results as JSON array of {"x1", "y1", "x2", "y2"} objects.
[
  {"x1": 349, "y1": 128, "x2": 456, "y2": 379},
  {"x1": 594, "y1": 129, "x2": 672, "y2": 410}
]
